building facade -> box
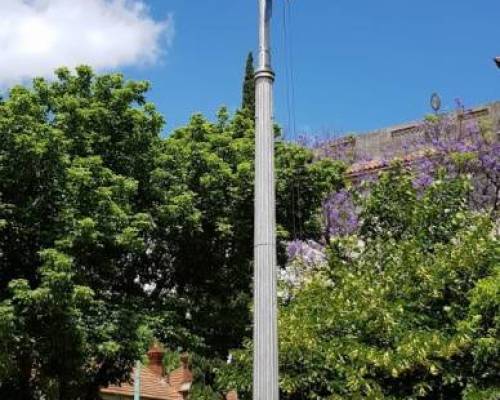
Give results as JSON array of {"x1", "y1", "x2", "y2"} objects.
[{"x1": 339, "y1": 101, "x2": 500, "y2": 162}]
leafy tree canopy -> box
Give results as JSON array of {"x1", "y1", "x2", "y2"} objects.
[
  {"x1": 152, "y1": 107, "x2": 344, "y2": 356},
  {"x1": 217, "y1": 166, "x2": 500, "y2": 400},
  {"x1": 0, "y1": 66, "x2": 345, "y2": 399},
  {"x1": 0, "y1": 66, "x2": 161, "y2": 399}
]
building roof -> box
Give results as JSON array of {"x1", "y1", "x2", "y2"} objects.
[
  {"x1": 100, "y1": 346, "x2": 192, "y2": 400},
  {"x1": 346, "y1": 148, "x2": 435, "y2": 178}
]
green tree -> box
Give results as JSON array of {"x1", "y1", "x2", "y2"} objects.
[
  {"x1": 241, "y1": 52, "x2": 255, "y2": 117},
  {"x1": 148, "y1": 108, "x2": 344, "y2": 357},
  {"x1": 0, "y1": 66, "x2": 345, "y2": 398},
  {"x1": 217, "y1": 168, "x2": 500, "y2": 399},
  {"x1": 0, "y1": 66, "x2": 162, "y2": 399}
]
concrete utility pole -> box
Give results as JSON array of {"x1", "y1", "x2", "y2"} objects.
[{"x1": 253, "y1": 0, "x2": 279, "y2": 399}]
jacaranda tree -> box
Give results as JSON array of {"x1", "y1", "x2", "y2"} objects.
[{"x1": 217, "y1": 165, "x2": 499, "y2": 399}]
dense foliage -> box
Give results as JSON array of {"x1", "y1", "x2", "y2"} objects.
[
  {"x1": 152, "y1": 108, "x2": 344, "y2": 356},
  {"x1": 0, "y1": 67, "x2": 160, "y2": 400},
  {"x1": 217, "y1": 166, "x2": 499, "y2": 399},
  {"x1": 0, "y1": 64, "x2": 497, "y2": 400},
  {"x1": 0, "y1": 67, "x2": 344, "y2": 399}
]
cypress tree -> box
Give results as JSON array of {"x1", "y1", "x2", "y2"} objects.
[{"x1": 241, "y1": 52, "x2": 255, "y2": 117}]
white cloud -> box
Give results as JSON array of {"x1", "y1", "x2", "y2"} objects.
[{"x1": 0, "y1": 0, "x2": 174, "y2": 84}]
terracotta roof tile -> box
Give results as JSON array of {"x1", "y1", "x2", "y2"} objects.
[
  {"x1": 346, "y1": 148, "x2": 438, "y2": 177},
  {"x1": 100, "y1": 349, "x2": 193, "y2": 400},
  {"x1": 168, "y1": 366, "x2": 193, "y2": 389}
]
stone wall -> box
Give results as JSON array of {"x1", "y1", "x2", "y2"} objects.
[{"x1": 331, "y1": 101, "x2": 500, "y2": 162}]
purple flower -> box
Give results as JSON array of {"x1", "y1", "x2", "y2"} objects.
[
  {"x1": 323, "y1": 189, "x2": 359, "y2": 238},
  {"x1": 286, "y1": 240, "x2": 326, "y2": 266},
  {"x1": 412, "y1": 173, "x2": 433, "y2": 189},
  {"x1": 465, "y1": 120, "x2": 480, "y2": 136},
  {"x1": 294, "y1": 100, "x2": 498, "y2": 214}
]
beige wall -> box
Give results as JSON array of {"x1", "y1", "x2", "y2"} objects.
[{"x1": 339, "y1": 101, "x2": 500, "y2": 161}]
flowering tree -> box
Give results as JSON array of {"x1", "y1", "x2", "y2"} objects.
[
  {"x1": 313, "y1": 102, "x2": 499, "y2": 217},
  {"x1": 202, "y1": 104, "x2": 499, "y2": 398},
  {"x1": 217, "y1": 166, "x2": 499, "y2": 399},
  {"x1": 278, "y1": 240, "x2": 327, "y2": 300},
  {"x1": 415, "y1": 112, "x2": 499, "y2": 216},
  {"x1": 323, "y1": 189, "x2": 359, "y2": 239}
]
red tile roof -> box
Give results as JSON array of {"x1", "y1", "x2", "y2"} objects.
[
  {"x1": 346, "y1": 148, "x2": 437, "y2": 178},
  {"x1": 100, "y1": 347, "x2": 192, "y2": 400}
]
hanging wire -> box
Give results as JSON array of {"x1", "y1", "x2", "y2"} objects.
[
  {"x1": 281, "y1": 0, "x2": 293, "y2": 141},
  {"x1": 286, "y1": 0, "x2": 298, "y2": 142},
  {"x1": 283, "y1": 0, "x2": 303, "y2": 238},
  {"x1": 280, "y1": 0, "x2": 297, "y2": 238},
  {"x1": 285, "y1": 0, "x2": 303, "y2": 238}
]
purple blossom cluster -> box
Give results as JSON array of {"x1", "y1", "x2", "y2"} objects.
[
  {"x1": 286, "y1": 239, "x2": 326, "y2": 267},
  {"x1": 412, "y1": 157, "x2": 435, "y2": 189},
  {"x1": 414, "y1": 110, "x2": 499, "y2": 211},
  {"x1": 300, "y1": 101, "x2": 499, "y2": 214},
  {"x1": 323, "y1": 189, "x2": 359, "y2": 238},
  {"x1": 281, "y1": 240, "x2": 328, "y2": 299}
]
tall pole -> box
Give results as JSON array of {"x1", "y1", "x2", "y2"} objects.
[{"x1": 253, "y1": 0, "x2": 278, "y2": 399}]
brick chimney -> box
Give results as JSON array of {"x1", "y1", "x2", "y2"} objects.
[
  {"x1": 180, "y1": 353, "x2": 189, "y2": 370},
  {"x1": 147, "y1": 343, "x2": 165, "y2": 376},
  {"x1": 226, "y1": 390, "x2": 238, "y2": 400}
]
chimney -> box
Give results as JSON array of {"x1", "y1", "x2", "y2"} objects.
[
  {"x1": 226, "y1": 390, "x2": 238, "y2": 400},
  {"x1": 177, "y1": 353, "x2": 192, "y2": 399},
  {"x1": 180, "y1": 353, "x2": 189, "y2": 370},
  {"x1": 147, "y1": 343, "x2": 165, "y2": 376}
]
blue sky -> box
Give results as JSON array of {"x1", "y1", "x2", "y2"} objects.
[
  {"x1": 124, "y1": 0, "x2": 499, "y2": 137},
  {"x1": 2, "y1": 0, "x2": 499, "y2": 137}
]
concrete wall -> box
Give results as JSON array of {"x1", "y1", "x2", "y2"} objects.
[{"x1": 331, "y1": 101, "x2": 500, "y2": 161}]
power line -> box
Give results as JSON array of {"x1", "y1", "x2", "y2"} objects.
[
  {"x1": 280, "y1": 0, "x2": 304, "y2": 239},
  {"x1": 281, "y1": 0, "x2": 291, "y2": 140},
  {"x1": 286, "y1": 0, "x2": 297, "y2": 142},
  {"x1": 280, "y1": 0, "x2": 296, "y2": 238}
]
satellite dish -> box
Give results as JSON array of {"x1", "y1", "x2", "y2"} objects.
[{"x1": 430, "y1": 93, "x2": 441, "y2": 113}]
